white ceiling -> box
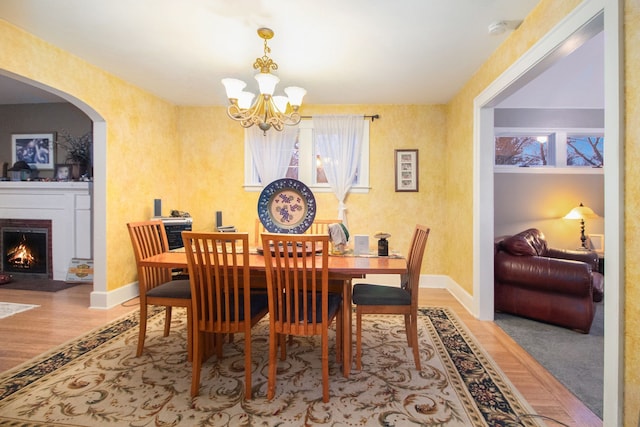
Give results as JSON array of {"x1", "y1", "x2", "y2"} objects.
[
  {"x1": 0, "y1": 0, "x2": 543, "y2": 106},
  {"x1": 498, "y1": 30, "x2": 604, "y2": 109}
]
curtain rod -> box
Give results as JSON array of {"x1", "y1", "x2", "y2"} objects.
[{"x1": 300, "y1": 114, "x2": 380, "y2": 122}]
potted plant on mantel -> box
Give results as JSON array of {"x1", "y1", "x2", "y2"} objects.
[{"x1": 55, "y1": 130, "x2": 92, "y2": 180}]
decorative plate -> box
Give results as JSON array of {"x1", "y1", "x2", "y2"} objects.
[{"x1": 257, "y1": 178, "x2": 316, "y2": 234}]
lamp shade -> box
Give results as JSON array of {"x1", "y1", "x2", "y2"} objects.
[
  {"x1": 221, "y1": 78, "x2": 246, "y2": 100},
  {"x1": 237, "y1": 91, "x2": 255, "y2": 109},
  {"x1": 284, "y1": 86, "x2": 307, "y2": 107},
  {"x1": 563, "y1": 203, "x2": 599, "y2": 220},
  {"x1": 254, "y1": 72, "x2": 279, "y2": 95}
]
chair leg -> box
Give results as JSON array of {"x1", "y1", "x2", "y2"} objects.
[
  {"x1": 321, "y1": 328, "x2": 330, "y2": 403},
  {"x1": 355, "y1": 308, "x2": 363, "y2": 370},
  {"x1": 215, "y1": 334, "x2": 224, "y2": 359},
  {"x1": 191, "y1": 330, "x2": 202, "y2": 397},
  {"x1": 185, "y1": 305, "x2": 193, "y2": 362},
  {"x1": 267, "y1": 330, "x2": 278, "y2": 400},
  {"x1": 136, "y1": 304, "x2": 148, "y2": 357},
  {"x1": 409, "y1": 314, "x2": 421, "y2": 370},
  {"x1": 244, "y1": 329, "x2": 253, "y2": 399},
  {"x1": 404, "y1": 314, "x2": 412, "y2": 347},
  {"x1": 335, "y1": 309, "x2": 343, "y2": 364},
  {"x1": 163, "y1": 306, "x2": 172, "y2": 337},
  {"x1": 279, "y1": 334, "x2": 286, "y2": 360}
]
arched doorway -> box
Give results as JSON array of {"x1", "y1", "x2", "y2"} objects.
[{"x1": 0, "y1": 70, "x2": 108, "y2": 302}]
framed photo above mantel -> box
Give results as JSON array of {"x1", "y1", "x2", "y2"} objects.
[
  {"x1": 54, "y1": 164, "x2": 72, "y2": 181},
  {"x1": 11, "y1": 133, "x2": 55, "y2": 170},
  {"x1": 395, "y1": 149, "x2": 419, "y2": 192}
]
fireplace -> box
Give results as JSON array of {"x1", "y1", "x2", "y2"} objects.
[
  {"x1": 0, "y1": 182, "x2": 91, "y2": 281},
  {"x1": 0, "y1": 219, "x2": 52, "y2": 279}
]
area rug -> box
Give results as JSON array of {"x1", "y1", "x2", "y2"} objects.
[
  {"x1": 0, "y1": 307, "x2": 544, "y2": 426},
  {"x1": 0, "y1": 278, "x2": 83, "y2": 292},
  {"x1": 0, "y1": 302, "x2": 39, "y2": 319}
]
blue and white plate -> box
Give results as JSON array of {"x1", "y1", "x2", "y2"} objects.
[{"x1": 257, "y1": 178, "x2": 316, "y2": 234}]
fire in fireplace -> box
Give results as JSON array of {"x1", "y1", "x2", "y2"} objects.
[{"x1": 0, "y1": 220, "x2": 52, "y2": 278}]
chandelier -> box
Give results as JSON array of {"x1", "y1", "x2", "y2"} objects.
[{"x1": 222, "y1": 28, "x2": 306, "y2": 133}]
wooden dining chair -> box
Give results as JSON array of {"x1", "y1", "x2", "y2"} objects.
[
  {"x1": 261, "y1": 233, "x2": 343, "y2": 402},
  {"x1": 305, "y1": 219, "x2": 341, "y2": 235},
  {"x1": 127, "y1": 220, "x2": 192, "y2": 360},
  {"x1": 182, "y1": 231, "x2": 269, "y2": 398},
  {"x1": 352, "y1": 224, "x2": 430, "y2": 370},
  {"x1": 254, "y1": 218, "x2": 341, "y2": 246}
]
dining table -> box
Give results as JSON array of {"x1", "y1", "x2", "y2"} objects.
[{"x1": 139, "y1": 248, "x2": 408, "y2": 377}]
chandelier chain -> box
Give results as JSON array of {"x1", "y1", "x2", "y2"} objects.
[{"x1": 254, "y1": 38, "x2": 278, "y2": 74}]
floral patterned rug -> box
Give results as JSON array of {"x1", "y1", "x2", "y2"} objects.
[{"x1": 0, "y1": 307, "x2": 543, "y2": 426}]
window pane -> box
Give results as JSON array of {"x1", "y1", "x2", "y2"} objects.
[
  {"x1": 313, "y1": 142, "x2": 360, "y2": 185},
  {"x1": 315, "y1": 155, "x2": 328, "y2": 183},
  {"x1": 285, "y1": 139, "x2": 299, "y2": 179},
  {"x1": 495, "y1": 136, "x2": 549, "y2": 166},
  {"x1": 566, "y1": 135, "x2": 604, "y2": 167}
]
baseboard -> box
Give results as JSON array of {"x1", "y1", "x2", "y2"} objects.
[
  {"x1": 92, "y1": 274, "x2": 477, "y2": 318},
  {"x1": 90, "y1": 281, "x2": 139, "y2": 309}
]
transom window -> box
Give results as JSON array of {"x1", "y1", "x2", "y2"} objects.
[{"x1": 494, "y1": 129, "x2": 603, "y2": 170}]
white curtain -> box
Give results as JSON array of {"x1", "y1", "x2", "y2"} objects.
[
  {"x1": 246, "y1": 125, "x2": 298, "y2": 186},
  {"x1": 313, "y1": 115, "x2": 364, "y2": 228}
]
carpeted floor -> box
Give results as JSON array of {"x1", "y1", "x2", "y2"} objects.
[
  {"x1": 495, "y1": 302, "x2": 604, "y2": 419},
  {"x1": 0, "y1": 307, "x2": 545, "y2": 426}
]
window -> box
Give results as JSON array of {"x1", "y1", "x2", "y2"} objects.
[
  {"x1": 244, "y1": 120, "x2": 370, "y2": 192},
  {"x1": 566, "y1": 134, "x2": 604, "y2": 167},
  {"x1": 494, "y1": 129, "x2": 603, "y2": 172},
  {"x1": 494, "y1": 133, "x2": 554, "y2": 166}
]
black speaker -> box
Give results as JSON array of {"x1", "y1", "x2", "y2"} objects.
[
  {"x1": 154, "y1": 199, "x2": 162, "y2": 217},
  {"x1": 216, "y1": 211, "x2": 222, "y2": 228}
]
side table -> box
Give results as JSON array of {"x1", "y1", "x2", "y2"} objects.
[{"x1": 597, "y1": 254, "x2": 604, "y2": 274}]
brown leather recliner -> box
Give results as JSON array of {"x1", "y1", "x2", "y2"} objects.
[{"x1": 494, "y1": 228, "x2": 604, "y2": 333}]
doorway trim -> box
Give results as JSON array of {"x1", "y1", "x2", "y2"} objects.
[{"x1": 473, "y1": 0, "x2": 622, "y2": 424}]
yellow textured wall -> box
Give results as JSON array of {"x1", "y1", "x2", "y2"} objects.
[
  {"x1": 444, "y1": 0, "x2": 582, "y2": 293},
  {"x1": 4, "y1": 0, "x2": 640, "y2": 420},
  {"x1": 177, "y1": 104, "x2": 448, "y2": 274},
  {"x1": 0, "y1": 19, "x2": 182, "y2": 291},
  {"x1": 625, "y1": 0, "x2": 640, "y2": 424}
]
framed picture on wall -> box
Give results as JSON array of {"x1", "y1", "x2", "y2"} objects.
[
  {"x1": 588, "y1": 233, "x2": 604, "y2": 254},
  {"x1": 395, "y1": 149, "x2": 419, "y2": 192},
  {"x1": 11, "y1": 133, "x2": 55, "y2": 170}
]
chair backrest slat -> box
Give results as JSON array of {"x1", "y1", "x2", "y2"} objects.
[
  {"x1": 254, "y1": 218, "x2": 340, "y2": 246},
  {"x1": 127, "y1": 220, "x2": 173, "y2": 294},
  {"x1": 183, "y1": 232, "x2": 251, "y2": 333},
  {"x1": 262, "y1": 233, "x2": 329, "y2": 336},
  {"x1": 402, "y1": 225, "x2": 430, "y2": 307}
]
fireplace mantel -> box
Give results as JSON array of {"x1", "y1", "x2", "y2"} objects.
[{"x1": 0, "y1": 181, "x2": 92, "y2": 280}]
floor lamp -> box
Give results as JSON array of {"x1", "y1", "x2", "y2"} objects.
[{"x1": 563, "y1": 202, "x2": 600, "y2": 249}]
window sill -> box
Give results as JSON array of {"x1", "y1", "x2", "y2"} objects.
[{"x1": 494, "y1": 167, "x2": 604, "y2": 174}]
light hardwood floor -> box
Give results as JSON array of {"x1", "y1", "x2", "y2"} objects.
[{"x1": 0, "y1": 285, "x2": 601, "y2": 426}]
